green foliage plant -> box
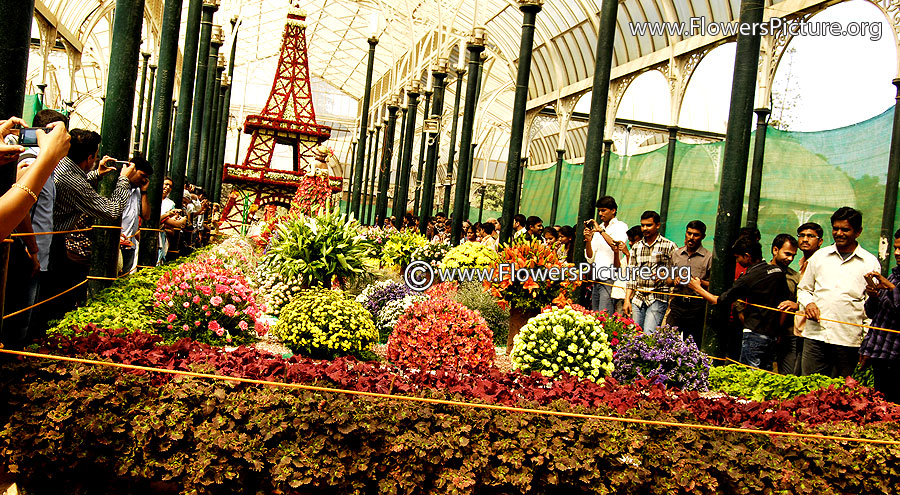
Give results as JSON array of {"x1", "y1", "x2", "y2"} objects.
[
  {"x1": 710, "y1": 364, "x2": 846, "y2": 401},
  {"x1": 380, "y1": 229, "x2": 428, "y2": 268},
  {"x1": 454, "y1": 281, "x2": 509, "y2": 347},
  {"x1": 265, "y1": 207, "x2": 374, "y2": 289}
]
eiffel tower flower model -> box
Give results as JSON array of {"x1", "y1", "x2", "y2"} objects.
[{"x1": 218, "y1": 3, "x2": 337, "y2": 232}]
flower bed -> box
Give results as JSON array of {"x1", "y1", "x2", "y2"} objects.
[
  {"x1": 2, "y1": 354, "x2": 900, "y2": 494},
  {"x1": 31, "y1": 328, "x2": 900, "y2": 432}
]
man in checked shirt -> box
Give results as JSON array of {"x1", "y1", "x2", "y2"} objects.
[
  {"x1": 858, "y1": 228, "x2": 900, "y2": 402},
  {"x1": 623, "y1": 210, "x2": 677, "y2": 333}
]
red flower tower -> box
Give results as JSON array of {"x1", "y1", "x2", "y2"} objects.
[{"x1": 219, "y1": 3, "x2": 335, "y2": 232}]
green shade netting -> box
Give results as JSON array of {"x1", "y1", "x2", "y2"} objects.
[{"x1": 522, "y1": 105, "x2": 898, "y2": 258}]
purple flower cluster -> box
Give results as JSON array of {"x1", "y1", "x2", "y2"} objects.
[
  {"x1": 612, "y1": 325, "x2": 710, "y2": 391},
  {"x1": 364, "y1": 282, "x2": 412, "y2": 317}
]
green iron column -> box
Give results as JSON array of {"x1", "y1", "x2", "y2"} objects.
[
  {"x1": 141, "y1": 64, "x2": 157, "y2": 156},
  {"x1": 202, "y1": 54, "x2": 225, "y2": 191},
  {"x1": 352, "y1": 36, "x2": 379, "y2": 218},
  {"x1": 212, "y1": 76, "x2": 229, "y2": 203},
  {"x1": 208, "y1": 77, "x2": 227, "y2": 201},
  {"x1": 366, "y1": 123, "x2": 382, "y2": 225},
  {"x1": 185, "y1": 0, "x2": 218, "y2": 187},
  {"x1": 572, "y1": 0, "x2": 618, "y2": 270},
  {"x1": 394, "y1": 84, "x2": 422, "y2": 229},
  {"x1": 392, "y1": 106, "x2": 407, "y2": 219},
  {"x1": 133, "y1": 52, "x2": 151, "y2": 153},
  {"x1": 420, "y1": 60, "x2": 449, "y2": 234},
  {"x1": 500, "y1": 0, "x2": 543, "y2": 243},
  {"x1": 549, "y1": 149, "x2": 565, "y2": 225},
  {"x1": 362, "y1": 127, "x2": 375, "y2": 223},
  {"x1": 450, "y1": 29, "x2": 486, "y2": 244},
  {"x1": 880, "y1": 79, "x2": 900, "y2": 274},
  {"x1": 659, "y1": 126, "x2": 678, "y2": 236},
  {"x1": 168, "y1": 100, "x2": 177, "y2": 171},
  {"x1": 138, "y1": 0, "x2": 184, "y2": 268},
  {"x1": 213, "y1": 16, "x2": 240, "y2": 203},
  {"x1": 463, "y1": 53, "x2": 487, "y2": 221},
  {"x1": 198, "y1": 31, "x2": 224, "y2": 191},
  {"x1": 376, "y1": 99, "x2": 400, "y2": 224},
  {"x1": 598, "y1": 139, "x2": 613, "y2": 197},
  {"x1": 706, "y1": 0, "x2": 765, "y2": 355},
  {"x1": 442, "y1": 66, "x2": 466, "y2": 216},
  {"x1": 170, "y1": 0, "x2": 209, "y2": 206},
  {"x1": 413, "y1": 89, "x2": 433, "y2": 216},
  {"x1": 746, "y1": 108, "x2": 771, "y2": 229},
  {"x1": 90, "y1": 0, "x2": 146, "y2": 295},
  {"x1": 344, "y1": 138, "x2": 356, "y2": 214},
  {"x1": 0, "y1": 3, "x2": 30, "y2": 203}
]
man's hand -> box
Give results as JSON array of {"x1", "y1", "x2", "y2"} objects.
[
  {"x1": 623, "y1": 299, "x2": 632, "y2": 317},
  {"x1": 27, "y1": 250, "x2": 40, "y2": 278},
  {"x1": 777, "y1": 300, "x2": 800, "y2": 312},
  {"x1": 0, "y1": 117, "x2": 27, "y2": 136},
  {"x1": 866, "y1": 271, "x2": 895, "y2": 291},
  {"x1": 96, "y1": 156, "x2": 117, "y2": 175},
  {"x1": 687, "y1": 276, "x2": 703, "y2": 293},
  {"x1": 0, "y1": 117, "x2": 28, "y2": 165},
  {"x1": 140, "y1": 177, "x2": 150, "y2": 192},
  {"x1": 805, "y1": 302, "x2": 820, "y2": 321},
  {"x1": 119, "y1": 161, "x2": 136, "y2": 179}
]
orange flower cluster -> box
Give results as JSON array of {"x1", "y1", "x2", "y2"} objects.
[{"x1": 483, "y1": 239, "x2": 579, "y2": 312}]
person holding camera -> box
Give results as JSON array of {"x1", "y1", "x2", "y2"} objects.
[
  {"x1": 45, "y1": 129, "x2": 133, "y2": 321},
  {"x1": 584, "y1": 196, "x2": 629, "y2": 315},
  {"x1": 858, "y1": 228, "x2": 900, "y2": 402}
]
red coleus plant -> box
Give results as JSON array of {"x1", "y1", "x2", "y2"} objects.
[
  {"x1": 484, "y1": 239, "x2": 579, "y2": 311},
  {"x1": 387, "y1": 298, "x2": 495, "y2": 372}
]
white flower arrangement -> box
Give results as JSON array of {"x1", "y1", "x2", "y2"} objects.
[{"x1": 509, "y1": 306, "x2": 614, "y2": 382}]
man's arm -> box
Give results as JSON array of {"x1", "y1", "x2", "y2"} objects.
[
  {"x1": 139, "y1": 182, "x2": 151, "y2": 223},
  {"x1": 15, "y1": 216, "x2": 40, "y2": 276},
  {"x1": 65, "y1": 163, "x2": 135, "y2": 222},
  {"x1": 797, "y1": 255, "x2": 818, "y2": 320}
]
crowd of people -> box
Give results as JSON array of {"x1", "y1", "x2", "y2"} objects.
[
  {"x1": 0, "y1": 111, "x2": 219, "y2": 349},
  {"x1": 3, "y1": 110, "x2": 900, "y2": 402},
  {"x1": 384, "y1": 196, "x2": 900, "y2": 401}
]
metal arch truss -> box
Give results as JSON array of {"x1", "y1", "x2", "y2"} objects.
[{"x1": 220, "y1": 7, "x2": 334, "y2": 232}]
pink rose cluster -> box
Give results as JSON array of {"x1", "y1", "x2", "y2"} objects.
[{"x1": 152, "y1": 257, "x2": 268, "y2": 345}]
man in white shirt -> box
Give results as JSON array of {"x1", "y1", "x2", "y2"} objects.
[
  {"x1": 584, "y1": 196, "x2": 628, "y2": 314},
  {"x1": 798, "y1": 207, "x2": 880, "y2": 378},
  {"x1": 512, "y1": 214, "x2": 527, "y2": 239}
]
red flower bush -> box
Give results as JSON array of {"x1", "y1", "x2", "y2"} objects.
[
  {"x1": 424, "y1": 281, "x2": 458, "y2": 300},
  {"x1": 387, "y1": 298, "x2": 494, "y2": 371}
]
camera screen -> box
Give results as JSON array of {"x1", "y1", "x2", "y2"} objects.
[{"x1": 18, "y1": 128, "x2": 39, "y2": 146}]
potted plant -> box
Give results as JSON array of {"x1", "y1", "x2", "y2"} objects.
[{"x1": 483, "y1": 239, "x2": 578, "y2": 349}]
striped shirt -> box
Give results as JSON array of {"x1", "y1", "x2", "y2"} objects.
[
  {"x1": 53, "y1": 157, "x2": 131, "y2": 231},
  {"x1": 626, "y1": 234, "x2": 678, "y2": 306}
]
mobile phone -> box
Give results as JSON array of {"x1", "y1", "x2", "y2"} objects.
[
  {"x1": 114, "y1": 160, "x2": 131, "y2": 169},
  {"x1": 17, "y1": 128, "x2": 50, "y2": 146}
]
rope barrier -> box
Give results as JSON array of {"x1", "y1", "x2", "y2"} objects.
[
  {"x1": 583, "y1": 278, "x2": 703, "y2": 300},
  {"x1": 1, "y1": 280, "x2": 87, "y2": 320},
  {"x1": 584, "y1": 278, "x2": 900, "y2": 335},
  {"x1": 2, "y1": 348, "x2": 899, "y2": 447},
  {"x1": 9, "y1": 228, "x2": 91, "y2": 238}
]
